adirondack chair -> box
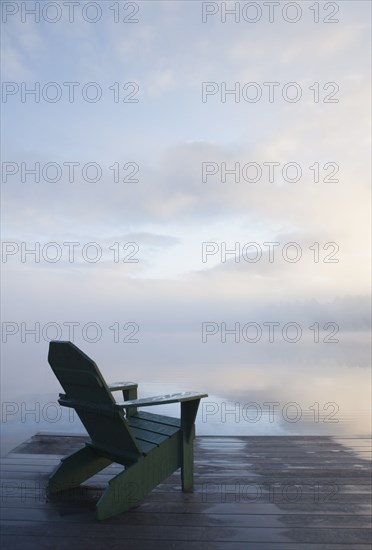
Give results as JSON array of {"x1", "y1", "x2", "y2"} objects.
[{"x1": 47, "y1": 341, "x2": 207, "y2": 519}]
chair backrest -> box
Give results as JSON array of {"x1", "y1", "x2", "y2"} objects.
[{"x1": 48, "y1": 341, "x2": 141, "y2": 460}]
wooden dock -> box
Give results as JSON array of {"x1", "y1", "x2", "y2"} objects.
[{"x1": 1, "y1": 434, "x2": 371, "y2": 549}]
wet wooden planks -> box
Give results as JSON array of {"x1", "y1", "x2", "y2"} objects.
[{"x1": 0, "y1": 434, "x2": 371, "y2": 550}]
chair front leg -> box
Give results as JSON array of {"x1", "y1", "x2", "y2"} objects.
[
  {"x1": 180, "y1": 399, "x2": 200, "y2": 492},
  {"x1": 122, "y1": 387, "x2": 138, "y2": 417}
]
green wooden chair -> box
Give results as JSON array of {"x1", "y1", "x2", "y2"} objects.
[{"x1": 47, "y1": 341, "x2": 207, "y2": 519}]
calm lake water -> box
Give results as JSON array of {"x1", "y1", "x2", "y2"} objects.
[{"x1": 1, "y1": 339, "x2": 370, "y2": 456}]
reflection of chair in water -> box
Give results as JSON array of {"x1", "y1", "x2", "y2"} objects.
[{"x1": 47, "y1": 341, "x2": 208, "y2": 519}]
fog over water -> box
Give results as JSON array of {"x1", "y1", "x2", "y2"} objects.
[{"x1": 1, "y1": 1, "x2": 371, "y2": 455}]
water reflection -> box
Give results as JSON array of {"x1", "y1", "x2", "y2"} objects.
[{"x1": 1, "y1": 359, "x2": 370, "y2": 457}]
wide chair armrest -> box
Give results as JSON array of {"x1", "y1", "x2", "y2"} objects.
[
  {"x1": 117, "y1": 391, "x2": 208, "y2": 443},
  {"x1": 108, "y1": 381, "x2": 138, "y2": 392},
  {"x1": 109, "y1": 381, "x2": 139, "y2": 417},
  {"x1": 116, "y1": 391, "x2": 208, "y2": 409}
]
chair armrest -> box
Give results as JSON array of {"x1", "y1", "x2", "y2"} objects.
[
  {"x1": 116, "y1": 391, "x2": 208, "y2": 409},
  {"x1": 108, "y1": 381, "x2": 138, "y2": 392},
  {"x1": 109, "y1": 382, "x2": 139, "y2": 417}
]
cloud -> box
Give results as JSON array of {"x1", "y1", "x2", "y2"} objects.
[
  {"x1": 1, "y1": 0, "x2": 370, "y2": 437},
  {"x1": 1, "y1": 46, "x2": 28, "y2": 78}
]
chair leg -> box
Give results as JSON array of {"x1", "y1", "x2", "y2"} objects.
[
  {"x1": 181, "y1": 425, "x2": 195, "y2": 492},
  {"x1": 48, "y1": 445, "x2": 112, "y2": 494},
  {"x1": 96, "y1": 436, "x2": 181, "y2": 520},
  {"x1": 181, "y1": 399, "x2": 199, "y2": 492}
]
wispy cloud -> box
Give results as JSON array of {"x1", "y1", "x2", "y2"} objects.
[{"x1": 1, "y1": 0, "x2": 370, "y2": 436}]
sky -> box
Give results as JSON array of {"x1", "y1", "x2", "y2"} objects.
[{"x1": 1, "y1": 0, "x2": 371, "y2": 448}]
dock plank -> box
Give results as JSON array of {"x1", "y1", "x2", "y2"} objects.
[{"x1": 0, "y1": 434, "x2": 371, "y2": 549}]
